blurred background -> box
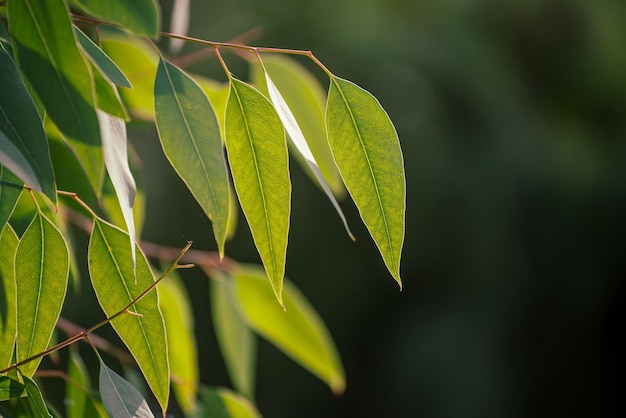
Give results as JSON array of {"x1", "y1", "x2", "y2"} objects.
[{"x1": 119, "y1": 0, "x2": 626, "y2": 416}]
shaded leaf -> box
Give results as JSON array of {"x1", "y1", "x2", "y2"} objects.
[
  {"x1": 8, "y1": 0, "x2": 102, "y2": 193},
  {"x1": 72, "y1": 0, "x2": 160, "y2": 37},
  {"x1": 99, "y1": 361, "x2": 155, "y2": 418},
  {"x1": 197, "y1": 387, "x2": 261, "y2": 418},
  {"x1": 326, "y1": 76, "x2": 405, "y2": 287},
  {"x1": 0, "y1": 167, "x2": 23, "y2": 232},
  {"x1": 0, "y1": 45, "x2": 56, "y2": 202},
  {"x1": 169, "y1": 0, "x2": 190, "y2": 54},
  {"x1": 66, "y1": 351, "x2": 107, "y2": 418},
  {"x1": 231, "y1": 265, "x2": 345, "y2": 393},
  {"x1": 16, "y1": 213, "x2": 69, "y2": 377},
  {"x1": 225, "y1": 79, "x2": 291, "y2": 304},
  {"x1": 155, "y1": 58, "x2": 230, "y2": 255},
  {"x1": 0, "y1": 376, "x2": 24, "y2": 401},
  {"x1": 210, "y1": 274, "x2": 256, "y2": 398},
  {"x1": 98, "y1": 111, "x2": 137, "y2": 268},
  {"x1": 88, "y1": 219, "x2": 169, "y2": 411},
  {"x1": 158, "y1": 274, "x2": 198, "y2": 415},
  {"x1": 74, "y1": 26, "x2": 131, "y2": 88},
  {"x1": 0, "y1": 224, "x2": 18, "y2": 370},
  {"x1": 22, "y1": 374, "x2": 53, "y2": 418}
]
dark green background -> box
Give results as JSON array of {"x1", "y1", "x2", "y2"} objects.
[{"x1": 115, "y1": 0, "x2": 626, "y2": 417}]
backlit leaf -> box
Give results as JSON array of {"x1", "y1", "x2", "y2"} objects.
[
  {"x1": 210, "y1": 274, "x2": 256, "y2": 398},
  {"x1": 0, "y1": 167, "x2": 23, "y2": 231},
  {"x1": 99, "y1": 361, "x2": 155, "y2": 418},
  {"x1": 231, "y1": 265, "x2": 345, "y2": 394},
  {"x1": 8, "y1": 0, "x2": 102, "y2": 193},
  {"x1": 72, "y1": 0, "x2": 160, "y2": 37},
  {"x1": 157, "y1": 274, "x2": 198, "y2": 415},
  {"x1": 92, "y1": 68, "x2": 129, "y2": 120},
  {"x1": 326, "y1": 76, "x2": 405, "y2": 288},
  {"x1": 15, "y1": 213, "x2": 69, "y2": 377},
  {"x1": 155, "y1": 58, "x2": 230, "y2": 255},
  {"x1": 0, "y1": 376, "x2": 24, "y2": 401},
  {"x1": 225, "y1": 79, "x2": 291, "y2": 304},
  {"x1": 22, "y1": 374, "x2": 53, "y2": 418},
  {"x1": 74, "y1": 26, "x2": 131, "y2": 88},
  {"x1": 88, "y1": 219, "x2": 169, "y2": 411},
  {"x1": 0, "y1": 45, "x2": 56, "y2": 202},
  {"x1": 0, "y1": 224, "x2": 18, "y2": 370},
  {"x1": 197, "y1": 387, "x2": 261, "y2": 418}
]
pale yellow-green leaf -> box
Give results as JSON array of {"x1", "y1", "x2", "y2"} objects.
[
  {"x1": 0, "y1": 224, "x2": 18, "y2": 369},
  {"x1": 198, "y1": 387, "x2": 261, "y2": 418}
]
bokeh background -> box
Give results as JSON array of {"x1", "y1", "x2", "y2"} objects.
[{"x1": 103, "y1": 0, "x2": 626, "y2": 417}]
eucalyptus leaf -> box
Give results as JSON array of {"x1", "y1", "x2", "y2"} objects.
[
  {"x1": 231, "y1": 265, "x2": 345, "y2": 393},
  {"x1": 0, "y1": 376, "x2": 24, "y2": 401},
  {"x1": 0, "y1": 46, "x2": 56, "y2": 202},
  {"x1": 88, "y1": 219, "x2": 169, "y2": 411},
  {"x1": 326, "y1": 76, "x2": 406, "y2": 288},
  {"x1": 66, "y1": 351, "x2": 107, "y2": 418},
  {"x1": 22, "y1": 374, "x2": 53, "y2": 418},
  {"x1": 0, "y1": 224, "x2": 18, "y2": 370},
  {"x1": 99, "y1": 361, "x2": 155, "y2": 418},
  {"x1": 0, "y1": 167, "x2": 23, "y2": 231},
  {"x1": 74, "y1": 26, "x2": 132, "y2": 88},
  {"x1": 197, "y1": 387, "x2": 261, "y2": 418},
  {"x1": 15, "y1": 213, "x2": 69, "y2": 377},
  {"x1": 72, "y1": 0, "x2": 160, "y2": 37},
  {"x1": 155, "y1": 58, "x2": 230, "y2": 256},
  {"x1": 225, "y1": 79, "x2": 291, "y2": 305},
  {"x1": 92, "y1": 67, "x2": 129, "y2": 120}
]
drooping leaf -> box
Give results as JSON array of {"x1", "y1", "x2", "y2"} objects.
[
  {"x1": 72, "y1": 0, "x2": 160, "y2": 37},
  {"x1": 88, "y1": 219, "x2": 169, "y2": 411},
  {"x1": 231, "y1": 265, "x2": 345, "y2": 394},
  {"x1": 225, "y1": 79, "x2": 291, "y2": 305},
  {"x1": 210, "y1": 273, "x2": 256, "y2": 398},
  {"x1": 8, "y1": 0, "x2": 102, "y2": 193},
  {"x1": 74, "y1": 26, "x2": 132, "y2": 88},
  {"x1": 157, "y1": 274, "x2": 198, "y2": 415},
  {"x1": 0, "y1": 45, "x2": 56, "y2": 202},
  {"x1": 66, "y1": 351, "x2": 108, "y2": 418},
  {"x1": 261, "y1": 67, "x2": 353, "y2": 240},
  {"x1": 197, "y1": 387, "x2": 261, "y2": 418},
  {"x1": 99, "y1": 361, "x2": 155, "y2": 418},
  {"x1": 169, "y1": 0, "x2": 190, "y2": 54},
  {"x1": 326, "y1": 76, "x2": 406, "y2": 288},
  {"x1": 15, "y1": 213, "x2": 69, "y2": 377},
  {"x1": 98, "y1": 111, "x2": 137, "y2": 268},
  {"x1": 0, "y1": 167, "x2": 23, "y2": 232},
  {"x1": 92, "y1": 67, "x2": 129, "y2": 120},
  {"x1": 22, "y1": 374, "x2": 53, "y2": 418},
  {"x1": 0, "y1": 224, "x2": 18, "y2": 370},
  {"x1": 251, "y1": 55, "x2": 344, "y2": 196},
  {"x1": 0, "y1": 376, "x2": 24, "y2": 401},
  {"x1": 154, "y1": 58, "x2": 230, "y2": 256}
]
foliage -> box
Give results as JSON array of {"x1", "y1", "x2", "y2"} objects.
[{"x1": 0, "y1": 0, "x2": 405, "y2": 416}]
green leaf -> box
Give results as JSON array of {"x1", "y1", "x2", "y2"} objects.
[
  {"x1": 22, "y1": 374, "x2": 53, "y2": 418},
  {"x1": 92, "y1": 68, "x2": 129, "y2": 120},
  {"x1": 74, "y1": 27, "x2": 132, "y2": 88},
  {"x1": 99, "y1": 361, "x2": 155, "y2": 418},
  {"x1": 0, "y1": 45, "x2": 56, "y2": 202},
  {"x1": 225, "y1": 79, "x2": 291, "y2": 305},
  {"x1": 157, "y1": 274, "x2": 198, "y2": 415},
  {"x1": 0, "y1": 376, "x2": 24, "y2": 401},
  {"x1": 326, "y1": 76, "x2": 406, "y2": 288},
  {"x1": 0, "y1": 167, "x2": 22, "y2": 232},
  {"x1": 197, "y1": 387, "x2": 261, "y2": 418},
  {"x1": 0, "y1": 224, "x2": 18, "y2": 370},
  {"x1": 8, "y1": 0, "x2": 103, "y2": 193},
  {"x1": 231, "y1": 265, "x2": 345, "y2": 394},
  {"x1": 251, "y1": 55, "x2": 344, "y2": 196},
  {"x1": 210, "y1": 274, "x2": 256, "y2": 398},
  {"x1": 88, "y1": 219, "x2": 169, "y2": 411},
  {"x1": 72, "y1": 0, "x2": 160, "y2": 37},
  {"x1": 15, "y1": 213, "x2": 69, "y2": 377},
  {"x1": 66, "y1": 351, "x2": 107, "y2": 418},
  {"x1": 195, "y1": 76, "x2": 229, "y2": 140},
  {"x1": 154, "y1": 58, "x2": 230, "y2": 256}
]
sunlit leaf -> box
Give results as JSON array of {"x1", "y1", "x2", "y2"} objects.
[
  {"x1": 0, "y1": 167, "x2": 22, "y2": 232},
  {"x1": 98, "y1": 110, "x2": 137, "y2": 268},
  {"x1": 99, "y1": 361, "x2": 155, "y2": 418},
  {"x1": 197, "y1": 387, "x2": 261, "y2": 418},
  {"x1": 169, "y1": 0, "x2": 190, "y2": 54},
  {"x1": 157, "y1": 274, "x2": 198, "y2": 414},
  {"x1": 326, "y1": 76, "x2": 405, "y2": 288},
  {"x1": 8, "y1": 0, "x2": 102, "y2": 194},
  {"x1": 22, "y1": 374, "x2": 53, "y2": 418},
  {"x1": 92, "y1": 68, "x2": 129, "y2": 120},
  {"x1": 0, "y1": 45, "x2": 55, "y2": 202},
  {"x1": 261, "y1": 66, "x2": 353, "y2": 240},
  {"x1": 0, "y1": 224, "x2": 18, "y2": 370},
  {"x1": 210, "y1": 274, "x2": 256, "y2": 398},
  {"x1": 0, "y1": 376, "x2": 24, "y2": 401},
  {"x1": 225, "y1": 79, "x2": 291, "y2": 304},
  {"x1": 88, "y1": 219, "x2": 169, "y2": 411},
  {"x1": 155, "y1": 58, "x2": 230, "y2": 256},
  {"x1": 195, "y1": 76, "x2": 229, "y2": 140},
  {"x1": 251, "y1": 55, "x2": 344, "y2": 196},
  {"x1": 15, "y1": 213, "x2": 69, "y2": 377},
  {"x1": 72, "y1": 0, "x2": 160, "y2": 37},
  {"x1": 74, "y1": 26, "x2": 131, "y2": 88},
  {"x1": 231, "y1": 265, "x2": 345, "y2": 393},
  {"x1": 66, "y1": 351, "x2": 108, "y2": 418}
]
